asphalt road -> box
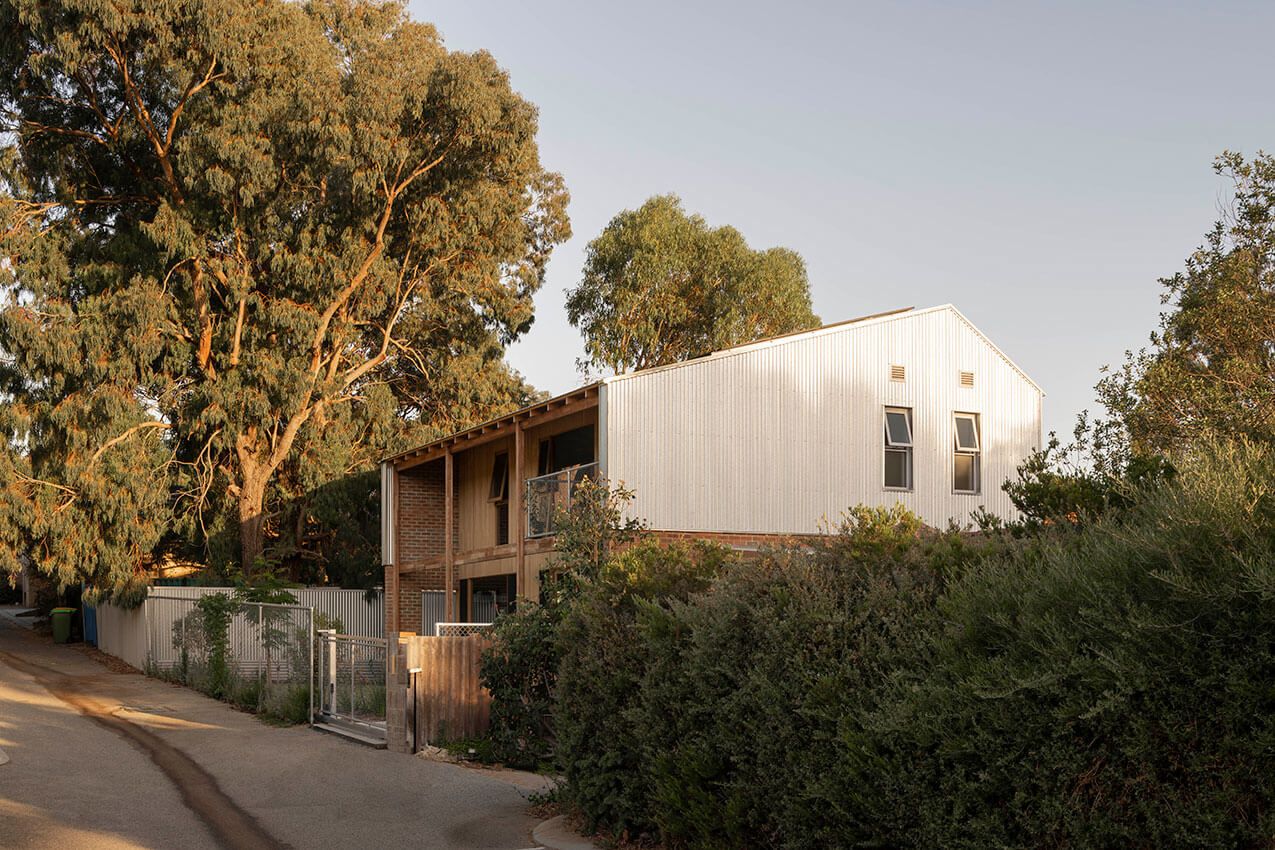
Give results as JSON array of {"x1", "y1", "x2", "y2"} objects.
[{"x1": 0, "y1": 609, "x2": 549, "y2": 849}]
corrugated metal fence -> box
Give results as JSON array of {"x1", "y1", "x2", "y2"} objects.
[
  {"x1": 144, "y1": 594, "x2": 315, "y2": 721},
  {"x1": 145, "y1": 587, "x2": 383, "y2": 637},
  {"x1": 96, "y1": 586, "x2": 383, "y2": 671}
]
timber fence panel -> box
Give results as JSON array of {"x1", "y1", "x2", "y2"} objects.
[{"x1": 397, "y1": 633, "x2": 491, "y2": 749}]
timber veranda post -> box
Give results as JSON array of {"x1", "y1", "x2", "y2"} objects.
[
  {"x1": 514, "y1": 422, "x2": 526, "y2": 601},
  {"x1": 444, "y1": 448, "x2": 454, "y2": 623}
]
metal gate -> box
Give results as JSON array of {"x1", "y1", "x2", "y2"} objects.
[{"x1": 315, "y1": 631, "x2": 387, "y2": 741}]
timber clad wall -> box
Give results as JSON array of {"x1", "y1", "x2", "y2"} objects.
[{"x1": 387, "y1": 634, "x2": 492, "y2": 752}]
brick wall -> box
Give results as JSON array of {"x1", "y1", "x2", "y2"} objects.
[
  {"x1": 393, "y1": 564, "x2": 447, "y2": 635},
  {"x1": 649, "y1": 529, "x2": 824, "y2": 552},
  {"x1": 389, "y1": 462, "x2": 459, "y2": 635},
  {"x1": 397, "y1": 463, "x2": 457, "y2": 565}
]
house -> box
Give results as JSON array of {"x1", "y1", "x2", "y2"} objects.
[{"x1": 380, "y1": 304, "x2": 1043, "y2": 635}]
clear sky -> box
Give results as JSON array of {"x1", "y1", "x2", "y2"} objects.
[{"x1": 407, "y1": 0, "x2": 1275, "y2": 440}]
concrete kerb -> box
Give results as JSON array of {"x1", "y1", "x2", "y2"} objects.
[
  {"x1": 532, "y1": 815, "x2": 604, "y2": 850},
  {"x1": 0, "y1": 606, "x2": 40, "y2": 630}
]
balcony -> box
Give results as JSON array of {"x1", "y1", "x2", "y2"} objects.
[{"x1": 525, "y1": 462, "x2": 600, "y2": 538}]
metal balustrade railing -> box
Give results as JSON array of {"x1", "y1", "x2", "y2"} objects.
[{"x1": 525, "y1": 461, "x2": 600, "y2": 537}]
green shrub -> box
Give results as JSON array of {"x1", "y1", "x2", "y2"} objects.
[
  {"x1": 634, "y1": 506, "x2": 986, "y2": 848},
  {"x1": 554, "y1": 539, "x2": 731, "y2": 837},
  {"x1": 481, "y1": 602, "x2": 563, "y2": 769},
  {"x1": 481, "y1": 479, "x2": 645, "y2": 769},
  {"x1": 194, "y1": 592, "x2": 237, "y2": 699},
  {"x1": 551, "y1": 449, "x2": 1275, "y2": 848},
  {"x1": 866, "y1": 440, "x2": 1275, "y2": 848}
]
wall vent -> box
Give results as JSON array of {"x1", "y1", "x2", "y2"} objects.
[
  {"x1": 960, "y1": 370, "x2": 975, "y2": 388},
  {"x1": 889, "y1": 364, "x2": 906, "y2": 382}
]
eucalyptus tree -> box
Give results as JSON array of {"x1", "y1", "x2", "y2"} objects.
[
  {"x1": 0, "y1": 0, "x2": 569, "y2": 589},
  {"x1": 567, "y1": 194, "x2": 818, "y2": 374},
  {"x1": 1097, "y1": 151, "x2": 1275, "y2": 458}
]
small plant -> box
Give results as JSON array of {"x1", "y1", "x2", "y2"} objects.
[
  {"x1": 194, "y1": 592, "x2": 237, "y2": 699},
  {"x1": 443, "y1": 736, "x2": 497, "y2": 763}
]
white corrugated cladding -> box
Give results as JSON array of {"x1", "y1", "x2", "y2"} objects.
[
  {"x1": 602, "y1": 305, "x2": 1043, "y2": 532},
  {"x1": 380, "y1": 462, "x2": 396, "y2": 566},
  {"x1": 123, "y1": 586, "x2": 386, "y2": 638}
]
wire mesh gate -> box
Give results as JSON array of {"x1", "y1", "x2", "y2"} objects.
[
  {"x1": 145, "y1": 594, "x2": 315, "y2": 723},
  {"x1": 316, "y1": 631, "x2": 388, "y2": 739}
]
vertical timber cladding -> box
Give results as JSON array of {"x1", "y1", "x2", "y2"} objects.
[
  {"x1": 513, "y1": 423, "x2": 526, "y2": 598},
  {"x1": 402, "y1": 633, "x2": 492, "y2": 748},
  {"x1": 444, "y1": 449, "x2": 454, "y2": 621},
  {"x1": 602, "y1": 305, "x2": 1043, "y2": 532}
]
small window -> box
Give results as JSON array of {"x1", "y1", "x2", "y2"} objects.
[
  {"x1": 890, "y1": 364, "x2": 906, "y2": 382},
  {"x1": 960, "y1": 370, "x2": 975, "y2": 388},
  {"x1": 488, "y1": 453, "x2": 509, "y2": 501},
  {"x1": 884, "y1": 407, "x2": 913, "y2": 490},
  {"x1": 953, "y1": 413, "x2": 980, "y2": 493},
  {"x1": 954, "y1": 414, "x2": 979, "y2": 452},
  {"x1": 496, "y1": 501, "x2": 510, "y2": 546},
  {"x1": 884, "y1": 409, "x2": 913, "y2": 447}
]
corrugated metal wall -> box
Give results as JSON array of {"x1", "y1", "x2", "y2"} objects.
[
  {"x1": 380, "y1": 462, "x2": 396, "y2": 566},
  {"x1": 603, "y1": 305, "x2": 1042, "y2": 532},
  {"x1": 149, "y1": 587, "x2": 384, "y2": 636}
]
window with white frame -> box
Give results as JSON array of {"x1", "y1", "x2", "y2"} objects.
[
  {"x1": 953, "y1": 413, "x2": 981, "y2": 493},
  {"x1": 883, "y1": 407, "x2": 913, "y2": 490}
]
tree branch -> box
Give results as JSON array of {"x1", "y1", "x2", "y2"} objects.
[{"x1": 84, "y1": 421, "x2": 172, "y2": 470}]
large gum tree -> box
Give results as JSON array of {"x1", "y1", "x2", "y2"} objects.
[{"x1": 0, "y1": 0, "x2": 569, "y2": 589}]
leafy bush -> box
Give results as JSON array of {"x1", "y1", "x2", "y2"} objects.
[
  {"x1": 194, "y1": 592, "x2": 237, "y2": 699},
  {"x1": 866, "y1": 440, "x2": 1275, "y2": 848},
  {"x1": 633, "y1": 506, "x2": 988, "y2": 848},
  {"x1": 546, "y1": 445, "x2": 1275, "y2": 848},
  {"x1": 481, "y1": 479, "x2": 644, "y2": 767},
  {"x1": 553, "y1": 538, "x2": 732, "y2": 837},
  {"x1": 481, "y1": 602, "x2": 562, "y2": 769}
]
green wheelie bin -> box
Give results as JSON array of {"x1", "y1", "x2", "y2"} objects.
[{"x1": 51, "y1": 607, "x2": 76, "y2": 644}]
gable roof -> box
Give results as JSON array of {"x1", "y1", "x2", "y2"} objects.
[
  {"x1": 384, "y1": 303, "x2": 1042, "y2": 465},
  {"x1": 603, "y1": 304, "x2": 1044, "y2": 395}
]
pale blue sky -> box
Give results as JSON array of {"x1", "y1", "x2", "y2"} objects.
[{"x1": 409, "y1": 1, "x2": 1275, "y2": 439}]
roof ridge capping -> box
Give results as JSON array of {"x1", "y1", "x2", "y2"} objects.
[{"x1": 602, "y1": 306, "x2": 916, "y2": 383}]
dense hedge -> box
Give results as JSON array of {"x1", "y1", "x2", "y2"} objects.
[
  {"x1": 884, "y1": 442, "x2": 1275, "y2": 848},
  {"x1": 479, "y1": 600, "x2": 562, "y2": 769},
  {"x1": 554, "y1": 539, "x2": 732, "y2": 836},
  {"x1": 488, "y1": 443, "x2": 1275, "y2": 848}
]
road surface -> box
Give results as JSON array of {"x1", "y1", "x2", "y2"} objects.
[{"x1": 0, "y1": 609, "x2": 548, "y2": 849}]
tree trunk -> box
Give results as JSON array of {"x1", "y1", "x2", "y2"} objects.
[{"x1": 238, "y1": 473, "x2": 268, "y2": 576}]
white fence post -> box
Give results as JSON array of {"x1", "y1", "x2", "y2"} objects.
[{"x1": 308, "y1": 608, "x2": 314, "y2": 726}]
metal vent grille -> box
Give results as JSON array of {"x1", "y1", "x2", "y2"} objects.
[
  {"x1": 960, "y1": 370, "x2": 975, "y2": 388},
  {"x1": 890, "y1": 364, "x2": 906, "y2": 382}
]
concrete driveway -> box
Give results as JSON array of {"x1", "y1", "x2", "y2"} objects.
[{"x1": 0, "y1": 610, "x2": 548, "y2": 849}]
